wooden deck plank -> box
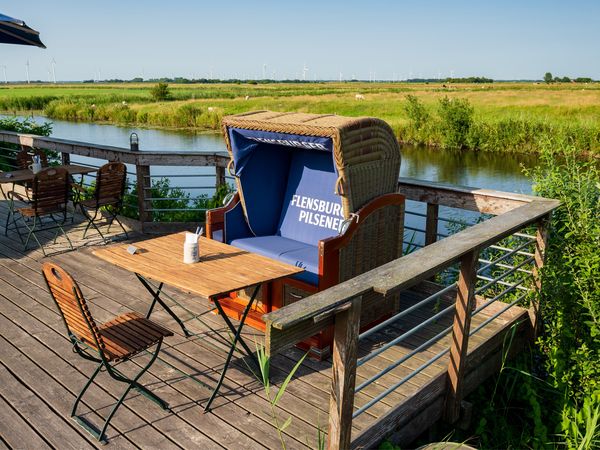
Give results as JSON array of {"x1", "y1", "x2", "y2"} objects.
[
  {"x1": 0, "y1": 305, "x2": 171, "y2": 449},
  {"x1": 0, "y1": 200, "x2": 534, "y2": 449},
  {"x1": 0, "y1": 362, "x2": 97, "y2": 450},
  {"x1": 0, "y1": 238, "x2": 311, "y2": 449},
  {"x1": 0, "y1": 393, "x2": 51, "y2": 450},
  {"x1": 0, "y1": 261, "x2": 263, "y2": 449},
  {"x1": 10, "y1": 251, "x2": 314, "y2": 449}
]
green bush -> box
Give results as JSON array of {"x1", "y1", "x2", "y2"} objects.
[
  {"x1": 422, "y1": 144, "x2": 599, "y2": 449},
  {"x1": 0, "y1": 117, "x2": 54, "y2": 170},
  {"x1": 0, "y1": 95, "x2": 59, "y2": 111},
  {"x1": 121, "y1": 178, "x2": 234, "y2": 223},
  {"x1": 150, "y1": 82, "x2": 171, "y2": 101},
  {"x1": 437, "y1": 96, "x2": 474, "y2": 149},
  {"x1": 527, "y1": 144, "x2": 600, "y2": 448},
  {"x1": 404, "y1": 95, "x2": 429, "y2": 131},
  {"x1": 175, "y1": 103, "x2": 203, "y2": 127},
  {"x1": 0, "y1": 116, "x2": 52, "y2": 136}
]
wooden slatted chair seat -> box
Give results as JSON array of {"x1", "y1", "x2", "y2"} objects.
[
  {"x1": 17, "y1": 204, "x2": 67, "y2": 217},
  {"x1": 78, "y1": 196, "x2": 120, "y2": 208},
  {"x1": 98, "y1": 312, "x2": 173, "y2": 361}
]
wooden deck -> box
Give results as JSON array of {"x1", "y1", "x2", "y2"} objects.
[{"x1": 0, "y1": 200, "x2": 530, "y2": 449}]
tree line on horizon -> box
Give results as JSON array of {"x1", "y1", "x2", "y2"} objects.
[
  {"x1": 2, "y1": 74, "x2": 596, "y2": 85},
  {"x1": 544, "y1": 72, "x2": 594, "y2": 83}
]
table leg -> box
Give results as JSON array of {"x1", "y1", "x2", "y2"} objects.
[
  {"x1": 204, "y1": 284, "x2": 260, "y2": 412},
  {"x1": 71, "y1": 174, "x2": 86, "y2": 223},
  {"x1": 3, "y1": 182, "x2": 15, "y2": 236},
  {"x1": 211, "y1": 288, "x2": 259, "y2": 360},
  {"x1": 135, "y1": 273, "x2": 192, "y2": 337}
]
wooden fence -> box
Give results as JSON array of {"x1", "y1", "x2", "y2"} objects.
[
  {"x1": 0, "y1": 130, "x2": 231, "y2": 232},
  {"x1": 263, "y1": 180, "x2": 558, "y2": 448}
]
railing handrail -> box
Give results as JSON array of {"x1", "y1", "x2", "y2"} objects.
[
  {"x1": 398, "y1": 177, "x2": 540, "y2": 214},
  {"x1": 263, "y1": 197, "x2": 559, "y2": 353},
  {"x1": 0, "y1": 130, "x2": 231, "y2": 167}
]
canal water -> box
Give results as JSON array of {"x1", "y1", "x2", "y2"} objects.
[{"x1": 19, "y1": 115, "x2": 538, "y2": 194}]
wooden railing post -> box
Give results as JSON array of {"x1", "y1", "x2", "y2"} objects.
[
  {"x1": 215, "y1": 165, "x2": 226, "y2": 191},
  {"x1": 530, "y1": 213, "x2": 551, "y2": 336},
  {"x1": 445, "y1": 250, "x2": 479, "y2": 423},
  {"x1": 130, "y1": 138, "x2": 152, "y2": 228},
  {"x1": 425, "y1": 203, "x2": 439, "y2": 246},
  {"x1": 135, "y1": 164, "x2": 151, "y2": 226},
  {"x1": 328, "y1": 296, "x2": 362, "y2": 450},
  {"x1": 60, "y1": 151, "x2": 70, "y2": 165}
]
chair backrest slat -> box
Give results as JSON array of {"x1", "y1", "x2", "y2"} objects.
[
  {"x1": 31, "y1": 167, "x2": 70, "y2": 215},
  {"x1": 95, "y1": 162, "x2": 126, "y2": 206},
  {"x1": 16, "y1": 147, "x2": 49, "y2": 170},
  {"x1": 42, "y1": 262, "x2": 105, "y2": 351}
]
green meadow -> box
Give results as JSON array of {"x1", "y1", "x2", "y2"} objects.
[{"x1": 1, "y1": 81, "x2": 599, "y2": 154}]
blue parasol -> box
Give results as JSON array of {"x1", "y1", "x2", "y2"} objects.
[{"x1": 0, "y1": 13, "x2": 45, "y2": 48}]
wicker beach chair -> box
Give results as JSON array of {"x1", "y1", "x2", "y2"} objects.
[{"x1": 207, "y1": 111, "x2": 405, "y2": 358}]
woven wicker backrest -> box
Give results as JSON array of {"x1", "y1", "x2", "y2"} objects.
[
  {"x1": 16, "y1": 147, "x2": 49, "y2": 170},
  {"x1": 222, "y1": 111, "x2": 401, "y2": 217},
  {"x1": 95, "y1": 162, "x2": 126, "y2": 206},
  {"x1": 41, "y1": 262, "x2": 105, "y2": 350},
  {"x1": 31, "y1": 167, "x2": 70, "y2": 215}
]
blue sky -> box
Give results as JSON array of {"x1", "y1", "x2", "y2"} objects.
[{"x1": 1, "y1": 0, "x2": 599, "y2": 82}]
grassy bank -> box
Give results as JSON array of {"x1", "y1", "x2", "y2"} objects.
[{"x1": 1, "y1": 82, "x2": 599, "y2": 154}]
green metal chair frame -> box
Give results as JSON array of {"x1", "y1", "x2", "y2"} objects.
[
  {"x1": 12, "y1": 167, "x2": 73, "y2": 256},
  {"x1": 41, "y1": 262, "x2": 173, "y2": 444},
  {"x1": 75, "y1": 161, "x2": 128, "y2": 243}
]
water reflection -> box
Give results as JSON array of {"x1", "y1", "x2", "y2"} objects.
[{"x1": 401, "y1": 145, "x2": 538, "y2": 194}]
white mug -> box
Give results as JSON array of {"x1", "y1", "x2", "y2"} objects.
[
  {"x1": 28, "y1": 162, "x2": 43, "y2": 174},
  {"x1": 183, "y1": 232, "x2": 200, "y2": 264}
]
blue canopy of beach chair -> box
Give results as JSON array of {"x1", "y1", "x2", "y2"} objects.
[{"x1": 0, "y1": 13, "x2": 46, "y2": 48}]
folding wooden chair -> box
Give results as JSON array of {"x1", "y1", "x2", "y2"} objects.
[
  {"x1": 13, "y1": 167, "x2": 73, "y2": 256},
  {"x1": 41, "y1": 262, "x2": 173, "y2": 444},
  {"x1": 75, "y1": 161, "x2": 128, "y2": 242},
  {"x1": 3, "y1": 147, "x2": 49, "y2": 235}
]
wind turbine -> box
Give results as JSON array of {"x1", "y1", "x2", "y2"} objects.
[
  {"x1": 51, "y1": 58, "x2": 57, "y2": 83},
  {"x1": 262, "y1": 63, "x2": 267, "y2": 79},
  {"x1": 339, "y1": 71, "x2": 343, "y2": 82},
  {"x1": 1, "y1": 66, "x2": 7, "y2": 83},
  {"x1": 25, "y1": 60, "x2": 30, "y2": 84},
  {"x1": 302, "y1": 63, "x2": 308, "y2": 81}
]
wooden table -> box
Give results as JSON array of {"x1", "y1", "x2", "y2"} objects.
[
  {"x1": 0, "y1": 164, "x2": 96, "y2": 185},
  {"x1": 93, "y1": 232, "x2": 303, "y2": 411},
  {"x1": 1, "y1": 165, "x2": 98, "y2": 235}
]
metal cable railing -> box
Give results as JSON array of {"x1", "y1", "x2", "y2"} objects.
[{"x1": 350, "y1": 214, "x2": 538, "y2": 419}]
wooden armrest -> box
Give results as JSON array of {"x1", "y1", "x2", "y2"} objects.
[
  {"x1": 206, "y1": 193, "x2": 240, "y2": 225},
  {"x1": 7, "y1": 190, "x2": 30, "y2": 203},
  {"x1": 320, "y1": 193, "x2": 405, "y2": 252}
]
